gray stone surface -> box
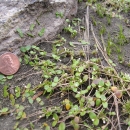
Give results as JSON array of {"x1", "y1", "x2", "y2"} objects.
[{"x1": 0, "y1": 0, "x2": 77, "y2": 55}]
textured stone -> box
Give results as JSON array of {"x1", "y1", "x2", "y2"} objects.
[{"x1": 0, "y1": 0, "x2": 77, "y2": 55}]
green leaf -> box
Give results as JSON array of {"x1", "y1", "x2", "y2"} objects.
[
  {"x1": 39, "y1": 101, "x2": 44, "y2": 106},
  {"x1": 58, "y1": 122, "x2": 66, "y2": 130},
  {"x1": 3, "y1": 85, "x2": 9, "y2": 98},
  {"x1": 0, "y1": 107, "x2": 9, "y2": 113},
  {"x1": 23, "y1": 128, "x2": 28, "y2": 130},
  {"x1": 71, "y1": 120, "x2": 79, "y2": 130},
  {"x1": 72, "y1": 87, "x2": 77, "y2": 92},
  {"x1": 16, "y1": 28, "x2": 24, "y2": 38},
  {"x1": 69, "y1": 42, "x2": 75, "y2": 47},
  {"x1": 47, "y1": 87, "x2": 52, "y2": 92},
  {"x1": 28, "y1": 97, "x2": 33, "y2": 104},
  {"x1": 16, "y1": 111, "x2": 23, "y2": 119},
  {"x1": 80, "y1": 111, "x2": 86, "y2": 116},
  {"x1": 13, "y1": 122, "x2": 19, "y2": 129},
  {"x1": 15, "y1": 86, "x2": 21, "y2": 98},
  {"x1": 36, "y1": 97, "x2": 41, "y2": 103},
  {"x1": 81, "y1": 97, "x2": 85, "y2": 102},
  {"x1": 102, "y1": 102, "x2": 108, "y2": 108},
  {"x1": 105, "y1": 81, "x2": 111, "y2": 87},
  {"x1": 66, "y1": 19, "x2": 70, "y2": 23},
  {"x1": 20, "y1": 47, "x2": 26, "y2": 53},
  {"x1": 19, "y1": 105, "x2": 24, "y2": 111},
  {"x1": 55, "y1": 12, "x2": 63, "y2": 18},
  {"x1": 35, "y1": 47, "x2": 40, "y2": 51},
  {"x1": 24, "y1": 92, "x2": 30, "y2": 98},
  {"x1": 83, "y1": 75, "x2": 88, "y2": 81},
  {"x1": 32, "y1": 45, "x2": 37, "y2": 49},
  {"x1": 78, "y1": 66, "x2": 85, "y2": 72},
  {"x1": 53, "y1": 113, "x2": 59, "y2": 120},
  {"x1": 10, "y1": 94, "x2": 15, "y2": 106},
  {"x1": 0, "y1": 74, "x2": 5, "y2": 80},
  {"x1": 125, "y1": 0, "x2": 130, "y2": 2},
  {"x1": 6, "y1": 75, "x2": 13, "y2": 80},
  {"x1": 26, "y1": 83, "x2": 31, "y2": 88},
  {"x1": 30, "y1": 122, "x2": 34, "y2": 129},
  {"x1": 80, "y1": 26, "x2": 85, "y2": 30},
  {"x1": 30, "y1": 51, "x2": 36, "y2": 55},
  {"x1": 75, "y1": 72, "x2": 81, "y2": 77},
  {"x1": 45, "y1": 126, "x2": 50, "y2": 130},
  {"x1": 74, "y1": 82, "x2": 79, "y2": 87},
  {"x1": 52, "y1": 54, "x2": 60, "y2": 61},
  {"x1": 89, "y1": 112, "x2": 97, "y2": 120},
  {"x1": 25, "y1": 45, "x2": 31, "y2": 51},
  {"x1": 98, "y1": 80, "x2": 104, "y2": 87},
  {"x1": 30, "y1": 24, "x2": 35, "y2": 31},
  {"x1": 52, "y1": 120, "x2": 58, "y2": 127},
  {"x1": 81, "y1": 40, "x2": 89, "y2": 45},
  {"x1": 75, "y1": 93, "x2": 81, "y2": 98},
  {"x1": 16, "y1": 128, "x2": 20, "y2": 130},
  {"x1": 38, "y1": 28, "x2": 45, "y2": 37},
  {"x1": 96, "y1": 99, "x2": 102, "y2": 107},
  {"x1": 87, "y1": 85, "x2": 91, "y2": 91},
  {"x1": 84, "y1": 122, "x2": 92, "y2": 129},
  {"x1": 108, "y1": 112, "x2": 116, "y2": 116},
  {"x1": 54, "y1": 76, "x2": 59, "y2": 83},
  {"x1": 108, "y1": 59, "x2": 113, "y2": 64},
  {"x1": 44, "y1": 85, "x2": 49, "y2": 90},
  {"x1": 80, "y1": 89, "x2": 88, "y2": 94},
  {"x1": 39, "y1": 51, "x2": 47, "y2": 56},
  {"x1": 21, "y1": 46, "x2": 31, "y2": 53},
  {"x1": 24, "y1": 55, "x2": 29, "y2": 64},
  {"x1": 100, "y1": 95, "x2": 107, "y2": 101},
  {"x1": 15, "y1": 104, "x2": 20, "y2": 109},
  {"x1": 93, "y1": 118, "x2": 99, "y2": 126},
  {"x1": 56, "y1": 70, "x2": 62, "y2": 74},
  {"x1": 95, "y1": 90, "x2": 101, "y2": 98},
  {"x1": 93, "y1": 65, "x2": 99, "y2": 71},
  {"x1": 1, "y1": 78, "x2": 6, "y2": 82},
  {"x1": 28, "y1": 90, "x2": 35, "y2": 96},
  {"x1": 99, "y1": 87, "x2": 104, "y2": 92},
  {"x1": 111, "y1": 112, "x2": 116, "y2": 115},
  {"x1": 21, "y1": 112, "x2": 26, "y2": 119},
  {"x1": 90, "y1": 100, "x2": 95, "y2": 107},
  {"x1": 51, "y1": 82, "x2": 57, "y2": 87},
  {"x1": 27, "y1": 33, "x2": 34, "y2": 37}
]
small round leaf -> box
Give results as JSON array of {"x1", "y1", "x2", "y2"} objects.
[
  {"x1": 93, "y1": 118, "x2": 99, "y2": 126},
  {"x1": 58, "y1": 122, "x2": 66, "y2": 130}
]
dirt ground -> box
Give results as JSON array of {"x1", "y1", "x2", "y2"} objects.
[{"x1": 0, "y1": 2, "x2": 130, "y2": 130}]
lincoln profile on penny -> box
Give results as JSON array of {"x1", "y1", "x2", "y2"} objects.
[{"x1": 0, "y1": 52, "x2": 20, "y2": 75}]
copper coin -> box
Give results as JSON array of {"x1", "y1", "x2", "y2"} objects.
[{"x1": 0, "y1": 52, "x2": 20, "y2": 75}]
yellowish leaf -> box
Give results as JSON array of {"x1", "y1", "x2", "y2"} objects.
[
  {"x1": 65, "y1": 103, "x2": 71, "y2": 110},
  {"x1": 43, "y1": 122, "x2": 48, "y2": 127},
  {"x1": 111, "y1": 86, "x2": 118, "y2": 92},
  {"x1": 22, "y1": 112, "x2": 26, "y2": 119}
]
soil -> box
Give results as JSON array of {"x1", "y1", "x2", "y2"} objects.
[{"x1": 0, "y1": 2, "x2": 130, "y2": 130}]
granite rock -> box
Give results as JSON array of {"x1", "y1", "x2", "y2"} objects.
[{"x1": 0, "y1": 0, "x2": 77, "y2": 55}]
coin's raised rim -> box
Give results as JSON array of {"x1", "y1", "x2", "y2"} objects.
[{"x1": 0, "y1": 52, "x2": 18, "y2": 57}]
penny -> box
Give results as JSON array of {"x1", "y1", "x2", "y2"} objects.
[{"x1": 0, "y1": 52, "x2": 20, "y2": 75}]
